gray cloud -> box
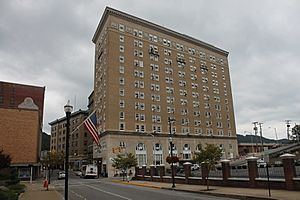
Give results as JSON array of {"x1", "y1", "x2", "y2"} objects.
[{"x1": 1, "y1": 0, "x2": 300, "y2": 140}]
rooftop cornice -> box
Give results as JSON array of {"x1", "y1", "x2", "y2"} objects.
[
  {"x1": 48, "y1": 109, "x2": 89, "y2": 125},
  {"x1": 92, "y1": 7, "x2": 228, "y2": 56}
]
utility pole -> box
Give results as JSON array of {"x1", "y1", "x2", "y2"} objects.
[
  {"x1": 258, "y1": 122, "x2": 264, "y2": 153},
  {"x1": 285, "y1": 120, "x2": 291, "y2": 140},
  {"x1": 252, "y1": 122, "x2": 258, "y2": 153}
]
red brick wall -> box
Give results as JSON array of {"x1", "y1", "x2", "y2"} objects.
[
  {"x1": 0, "y1": 108, "x2": 40, "y2": 164},
  {"x1": 0, "y1": 81, "x2": 45, "y2": 123}
]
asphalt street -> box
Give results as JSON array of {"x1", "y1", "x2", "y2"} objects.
[{"x1": 51, "y1": 173, "x2": 238, "y2": 200}]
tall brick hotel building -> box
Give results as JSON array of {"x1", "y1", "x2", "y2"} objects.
[
  {"x1": 0, "y1": 81, "x2": 45, "y2": 179},
  {"x1": 91, "y1": 7, "x2": 238, "y2": 177}
]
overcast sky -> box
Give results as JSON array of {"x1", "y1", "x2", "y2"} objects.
[{"x1": 1, "y1": 0, "x2": 299, "y2": 140}]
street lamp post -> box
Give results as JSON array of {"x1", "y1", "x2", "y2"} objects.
[
  {"x1": 168, "y1": 117, "x2": 176, "y2": 188},
  {"x1": 64, "y1": 101, "x2": 73, "y2": 200},
  {"x1": 145, "y1": 132, "x2": 156, "y2": 167}
]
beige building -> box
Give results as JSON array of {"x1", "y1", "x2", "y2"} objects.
[
  {"x1": 49, "y1": 110, "x2": 93, "y2": 170},
  {"x1": 92, "y1": 7, "x2": 238, "y2": 177}
]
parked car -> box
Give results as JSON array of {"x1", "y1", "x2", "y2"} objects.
[
  {"x1": 257, "y1": 159, "x2": 267, "y2": 168},
  {"x1": 191, "y1": 164, "x2": 200, "y2": 171},
  {"x1": 58, "y1": 171, "x2": 65, "y2": 179}
]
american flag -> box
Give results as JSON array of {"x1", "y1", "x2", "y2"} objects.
[{"x1": 83, "y1": 111, "x2": 100, "y2": 146}]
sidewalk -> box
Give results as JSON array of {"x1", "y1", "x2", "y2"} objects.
[
  {"x1": 18, "y1": 180, "x2": 62, "y2": 200},
  {"x1": 113, "y1": 179, "x2": 300, "y2": 200}
]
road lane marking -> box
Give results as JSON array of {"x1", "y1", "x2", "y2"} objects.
[
  {"x1": 83, "y1": 184, "x2": 132, "y2": 200},
  {"x1": 70, "y1": 189, "x2": 86, "y2": 199}
]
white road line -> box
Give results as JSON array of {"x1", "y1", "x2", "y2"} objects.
[{"x1": 83, "y1": 184, "x2": 132, "y2": 200}]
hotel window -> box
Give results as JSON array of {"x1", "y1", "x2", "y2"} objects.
[
  {"x1": 180, "y1": 99, "x2": 188, "y2": 106},
  {"x1": 166, "y1": 87, "x2": 174, "y2": 94},
  {"x1": 136, "y1": 143, "x2": 147, "y2": 166},
  {"x1": 119, "y1": 45, "x2": 124, "y2": 52},
  {"x1": 193, "y1": 110, "x2": 200, "y2": 117},
  {"x1": 136, "y1": 124, "x2": 145, "y2": 132},
  {"x1": 151, "y1": 104, "x2": 161, "y2": 112},
  {"x1": 181, "y1": 128, "x2": 190, "y2": 135},
  {"x1": 195, "y1": 128, "x2": 202, "y2": 135},
  {"x1": 119, "y1": 66, "x2": 124, "y2": 74},
  {"x1": 150, "y1": 64, "x2": 159, "y2": 72},
  {"x1": 212, "y1": 71, "x2": 217, "y2": 78},
  {"x1": 206, "y1": 121, "x2": 212, "y2": 127},
  {"x1": 190, "y1": 65, "x2": 196, "y2": 72},
  {"x1": 214, "y1": 96, "x2": 220, "y2": 102},
  {"x1": 152, "y1": 125, "x2": 162, "y2": 133},
  {"x1": 200, "y1": 52, "x2": 206, "y2": 59},
  {"x1": 150, "y1": 83, "x2": 160, "y2": 91},
  {"x1": 119, "y1": 35, "x2": 124, "y2": 42},
  {"x1": 205, "y1": 111, "x2": 211, "y2": 118},
  {"x1": 216, "y1": 112, "x2": 222, "y2": 119},
  {"x1": 165, "y1": 67, "x2": 173, "y2": 75},
  {"x1": 179, "y1": 89, "x2": 187, "y2": 96},
  {"x1": 191, "y1": 74, "x2": 197, "y2": 81},
  {"x1": 135, "y1": 102, "x2": 145, "y2": 110},
  {"x1": 119, "y1": 24, "x2": 125, "y2": 32},
  {"x1": 193, "y1": 101, "x2": 200, "y2": 108},
  {"x1": 215, "y1": 104, "x2": 221, "y2": 111},
  {"x1": 150, "y1": 73, "x2": 159, "y2": 81},
  {"x1": 179, "y1": 80, "x2": 186, "y2": 87},
  {"x1": 213, "y1": 88, "x2": 219, "y2": 94},
  {"x1": 134, "y1": 91, "x2": 144, "y2": 99},
  {"x1": 119, "y1": 100, "x2": 125, "y2": 108},
  {"x1": 166, "y1": 96, "x2": 174, "y2": 104},
  {"x1": 119, "y1": 112, "x2": 125, "y2": 120},
  {"x1": 134, "y1": 60, "x2": 144, "y2": 68},
  {"x1": 202, "y1": 77, "x2": 208, "y2": 83},
  {"x1": 119, "y1": 122, "x2": 125, "y2": 130},
  {"x1": 119, "y1": 77, "x2": 125, "y2": 85},
  {"x1": 119, "y1": 89, "x2": 125, "y2": 96},
  {"x1": 135, "y1": 113, "x2": 145, "y2": 122},
  {"x1": 138, "y1": 30, "x2": 143, "y2": 38},
  {"x1": 134, "y1": 80, "x2": 144, "y2": 88},
  {"x1": 206, "y1": 129, "x2": 213, "y2": 135},
  {"x1": 165, "y1": 77, "x2": 174, "y2": 84},
  {"x1": 163, "y1": 39, "x2": 171, "y2": 47},
  {"x1": 151, "y1": 94, "x2": 160, "y2": 102},
  {"x1": 178, "y1": 71, "x2": 185, "y2": 78},
  {"x1": 217, "y1": 121, "x2": 223, "y2": 128},
  {"x1": 181, "y1": 118, "x2": 190, "y2": 125},
  {"x1": 164, "y1": 49, "x2": 172, "y2": 56},
  {"x1": 181, "y1": 108, "x2": 188, "y2": 116},
  {"x1": 167, "y1": 107, "x2": 175, "y2": 114},
  {"x1": 194, "y1": 120, "x2": 201, "y2": 126},
  {"x1": 218, "y1": 130, "x2": 224, "y2": 136},
  {"x1": 192, "y1": 92, "x2": 199, "y2": 98},
  {"x1": 119, "y1": 56, "x2": 124, "y2": 63},
  {"x1": 164, "y1": 58, "x2": 172, "y2": 65},
  {"x1": 204, "y1": 94, "x2": 210, "y2": 101}
]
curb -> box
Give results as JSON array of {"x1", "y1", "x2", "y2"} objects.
[
  {"x1": 112, "y1": 180, "x2": 276, "y2": 200},
  {"x1": 161, "y1": 187, "x2": 276, "y2": 200},
  {"x1": 111, "y1": 180, "x2": 162, "y2": 189}
]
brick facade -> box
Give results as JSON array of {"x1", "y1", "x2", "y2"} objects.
[{"x1": 0, "y1": 108, "x2": 39, "y2": 164}]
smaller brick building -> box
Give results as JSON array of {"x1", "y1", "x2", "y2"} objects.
[{"x1": 0, "y1": 81, "x2": 45, "y2": 179}]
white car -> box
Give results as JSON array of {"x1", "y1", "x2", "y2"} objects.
[
  {"x1": 191, "y1": 164, "x2": 200, "y2": 171},
  {"x1": 58, "y1": 171, "x2": 65, "y2": 179},
  {"x1": 257, "y1": 159, "x2": 267, "y2": 168}
]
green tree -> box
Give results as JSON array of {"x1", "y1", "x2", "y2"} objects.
[
  {"x1": 41, "y1": 151, "x2": 64, "y2": 169},
  {"x1": 112, "y1": 153, "x2": 137, "y2": 181},
  {"x1": 193, "y1": 144, "x2": 223, "y2": 190},
  {"x1": 292, "y1": 124, "x2": 300, "y2": 142}
]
